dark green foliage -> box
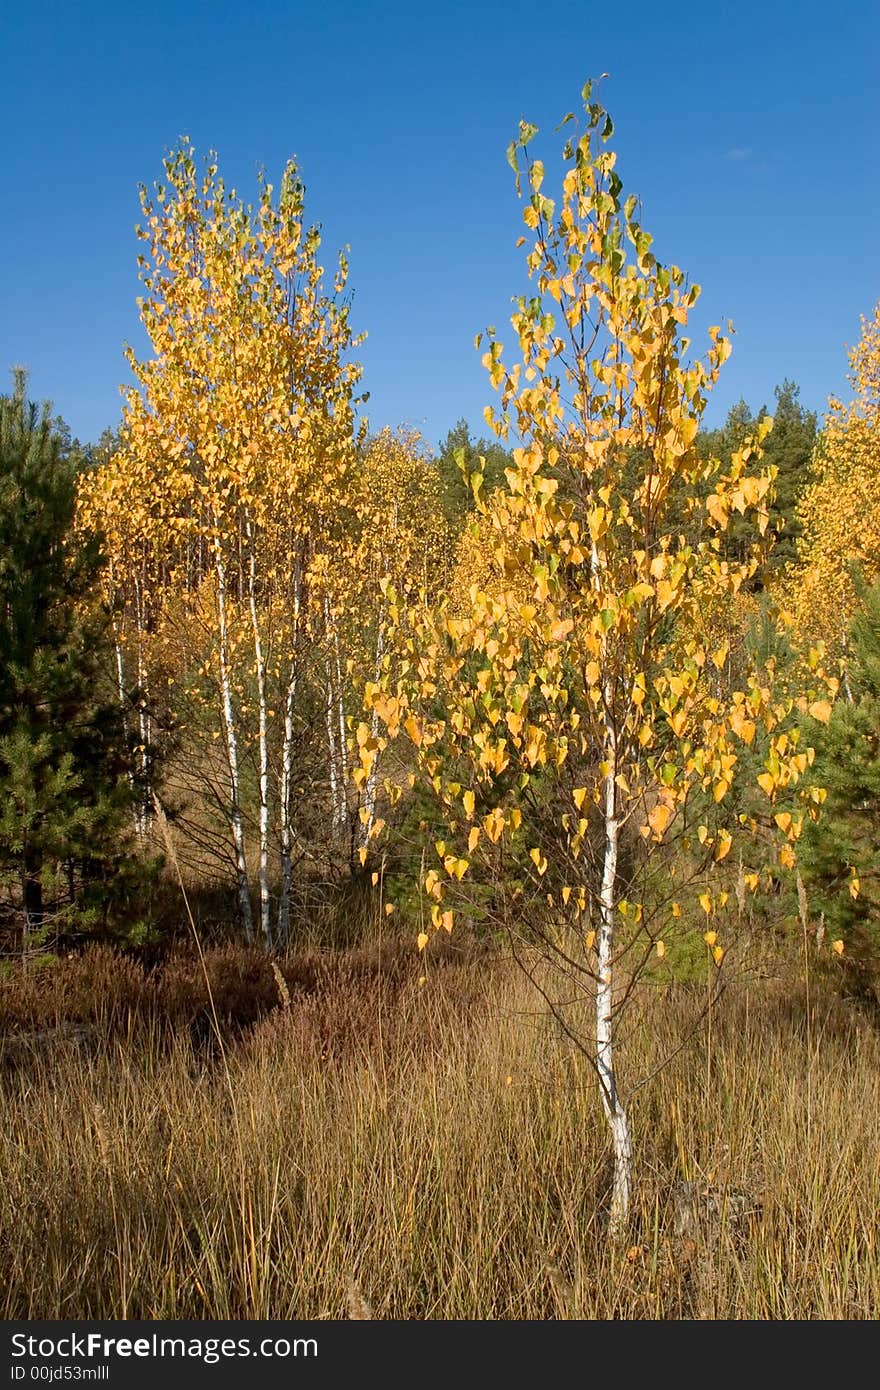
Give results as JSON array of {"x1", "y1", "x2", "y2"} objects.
[
  {"x1": 697, "y1": 382, "x2": 816, "y2": 580},
  {"x1": 434, "y1": 419, "x2": 512, "y2": 529},
  {"x1": 800, "y1": 577, "x2": 880, "y2": 1002},
  {"x1": 0, "y1": 370, "x2": 150, "y2": 948},
  {"x1": 761, "y1": 381, "x2": 818, "y2": 568}
]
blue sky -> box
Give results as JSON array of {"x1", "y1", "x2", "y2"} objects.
[{"x1": 2, "y1": 0, "x2": 878, "y2": 451}]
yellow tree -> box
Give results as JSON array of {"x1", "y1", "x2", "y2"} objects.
[
  {"x1": 80, "y1": 142, "x2": 363, "y2": 945},
  {"x1": 335, "y1": 429, "x2": 450, "y2": 850},
  {"x1": 357, "y1": 84, "x2": 827, "y2": 1231},
  {"x1": 786, "y1": 303, "x2": 880, "y2": 668}
]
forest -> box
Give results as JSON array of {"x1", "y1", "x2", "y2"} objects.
[{"x1": 2, "y1": 81, "x2": 880, "y2": 1320}]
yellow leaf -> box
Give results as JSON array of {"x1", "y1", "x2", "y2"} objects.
[
  {"x1": 832, "y1": 938, "x2": 845, "y2": 955},
  {"x1": 468, "y1": 826, "x2": 481, "y2": 853},
  {"x1": 808, "y1": 700, "x2": 832, "y2": 724},
  {"x1": 417, "y1": 932, "x2": 429, "y2": 952},
  {"x1": 655, "y1": 940, "x2": 666, "y2": 959},
  {"x1": 757, "y1": 772, "x2": 775, "y2": 797},
  {"x1": 463, "y1": 788, "x2": 475, "y2": 819},
  {"x1": 850, "y1": 875, "x2": 861, "y2": 899},
  {"x1": 714, "y1": 829, "x2": 732, "y2": 862},
  {"x1": 671, "y1": 901, "x2": 681, "y2": 918},
  {"x1": 704, "y1": 929, "x2": 717, "y2": 946},
  {"x1": 358, "y1": 847, "x2": 368, "y2": 866},
  {"x1": 699, "y1": 893, "x2": 712, "y2": 915},
  {"x1": 647, "y1": 801, "x2": 672, "y2": 838},
  {"x1": 529, "y1": 847, "x2": 548, "y2": 876},
  {"x1": 384, "y1": 902, "x2": 395, "y2": 915},
  {"x1": 712, "y1": 945, "x2": 724, "y2": 965},
  {"x1": 585, "y1": 930, "x2": 596, "y2": 950}
]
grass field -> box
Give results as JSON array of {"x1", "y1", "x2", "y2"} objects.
[{"x1": 2, "y1": 937, "x2": 878, "y2": 1319}]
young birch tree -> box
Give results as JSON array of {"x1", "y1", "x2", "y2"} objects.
[
  {"x1": 81, "y1": 143, "x2": 362, "y2": 944},
  {"x1": 356, "y1": 85, "x2": 827, "y2": 1232}
]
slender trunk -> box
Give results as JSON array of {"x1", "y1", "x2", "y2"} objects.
[
  {"x1": 278, "y1": 560, "x2": 302, "y2": 944},
  {"x1": 596, "y1": 722, "x2": 632, "y2": 1236},
  {"x1": 133, "y1": 574, "x2": 152, "y2": 835},
  {"x1": 21, "y1": 844, "x2": 43, "y2": 962},
  {"x1": 842, "y1": 627, "x2": 854, "y2": 703},
  {"x1": 112, "y1": 621, "x2": 142, "y2": 840},
  {"x1": 323, "y1": 596, "x2": 345, "y2": 836},
  {"x1": 360, "y1": 623, "x2": 385, "y2": 847},
  {"x1": 214, "y1": 546, "x2": 253, "y2": 941},
  {"x1": 333, "y1": 623, "x2": 348, "y2": 798},
  {"x1": 591, "y1": 525, "x2": 632, "y2": 1234},
  {"x1": 325, "y1": 666, "x2": 341, "y2": 831},
  {"x1": 246, "y1": 520, "x2": 272, "y2": 950}
]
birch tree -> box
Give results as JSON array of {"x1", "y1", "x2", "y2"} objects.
[
  {"x1": 80, "y1": 142, "x2": 363, "y2": 944},
  {"x1": 356, "y1": 84, "x2": 828, "y2": 1232}
]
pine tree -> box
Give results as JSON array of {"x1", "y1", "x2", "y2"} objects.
[
  {"x1": 800, "y1": 575, "x2": 880, "y2": 1003},
  {"x1": 0, "y1": 369, "x2": 142, "y2": 950},
  {"x1": 697, "y1": 383, "x2": 816, "y2": 579},
  {"x1": 761, "y1": 380, "x2": 817, "y2": 569},
  {"x1": 434, "y1": 419, "x2": 512, "y2": 529}
]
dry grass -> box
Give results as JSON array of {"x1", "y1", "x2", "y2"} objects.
[{"x1": 1, "y1": 942, "x2": 878, "y2": 1319}]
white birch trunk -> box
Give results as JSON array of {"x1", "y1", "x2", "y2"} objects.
[
  {"x1": 133, "y1": 573, "x2": 152, "y2": 835},
  {"x1": 323, "y1": 596, "x2": 345, "y2": 836},
  {"x1": 277, "y1": 560, "x2": 302, "y2": 944},
  {"x1": 360, "y1": 623, "x2": 385, "y2": 848},
  {"x1": 333, "y1": 623, "x2": 348, "y2": 801},
  {"x1": 214, "y1": 546, "x2": 253, "y2": 942},
  {"x1": 591, "y1": 536, "x2": 632, "y2": 1234},
  {"x1": 596, "y1": 720, "x2": 632, "y2": 1236},
  {"x1": 246, "y1": 520, "x2": 272, "y2": 951}
]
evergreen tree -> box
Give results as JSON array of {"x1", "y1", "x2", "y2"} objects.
[
  {"x1": 761, "y1": 380, "x2": 817, "y2": 569},
  {"x1": 434, "y1": 419, "x2": 512, "y2": 529},
  {"x1": 800, "y1": 575, "x2": 880, "y2": 1003},
  {"x1": 0, "y1": 369, "x2": 144, "y2": 949},
  {"x1": 697, "y1": 383, "x2": 816, "y2": 582}
]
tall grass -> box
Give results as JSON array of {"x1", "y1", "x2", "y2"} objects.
[{"x1": 1, "y1": 943, "x2": 878, "y2": 1318}]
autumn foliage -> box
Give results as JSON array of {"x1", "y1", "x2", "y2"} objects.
[
  {"x1": 355, "y1": 84, "x2": 835, "y2": 1226},
  {"x1": 4, "y1": 75, "x2": 877, "y2": 1245}
]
